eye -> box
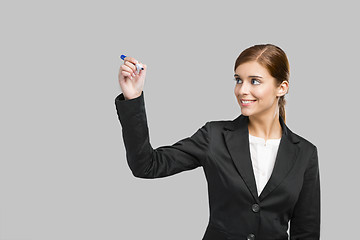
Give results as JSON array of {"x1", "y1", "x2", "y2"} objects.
[
  {"x1": 234, "y1": 78, "x2": 242, "y2": 84},
  {"x1": 251, "y1": 78, "x2": 261, "y2": 85}
]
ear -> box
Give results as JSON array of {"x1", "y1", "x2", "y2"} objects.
[{"x1": 277, "y1": 80, "x2": 289, "y2": 97}]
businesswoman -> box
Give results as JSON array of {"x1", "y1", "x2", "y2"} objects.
[{"x1": 115, "y1": 44, "x2": 321, "y2": 240}]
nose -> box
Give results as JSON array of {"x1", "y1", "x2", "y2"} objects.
[{"x1": 236, "y1": 81, "x2": 251, "y2": 96}]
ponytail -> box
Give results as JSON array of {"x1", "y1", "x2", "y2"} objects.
[{"x1": 279, "y1": 96, "x2": 286, "y2": 124}]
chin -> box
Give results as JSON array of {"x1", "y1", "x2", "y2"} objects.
[
  {"x1": 240, "y1": 110, "x2": 251, "y2": 116},
  {"x1": 240, "y1": 109, "x2": 260, "y2": 117}
]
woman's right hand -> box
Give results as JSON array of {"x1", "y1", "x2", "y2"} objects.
[{"x1": 118, "y1": 56, "x2": 147, "y2": 100}]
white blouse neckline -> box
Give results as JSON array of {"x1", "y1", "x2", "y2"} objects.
[
  {"x1": 249, "y1": 133, "x2": 281, "y2": 146},
  {"x1": 248, "y1": 133, "x2": 282, "y2": 196}
]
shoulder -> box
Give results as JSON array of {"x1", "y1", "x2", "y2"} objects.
[
  {"x1": 206, "y1": 119, "x2": 234, "y2": 132},
  {"x1": 206, "y1": 114, "x2": 246, "y2": 131},
  {"x1": 287, "y1": 127, "x2": 318, "y2": 157},
  {"x1": 208, "y1": 119, "x2": 233, "y2": 127}
]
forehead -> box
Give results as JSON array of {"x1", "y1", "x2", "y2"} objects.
[{"x1": 234, "y1": 61, "x2": 271, "y2": 77}]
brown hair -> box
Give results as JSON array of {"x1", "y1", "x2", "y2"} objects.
[{"x1": 234, "y1": 44, "x2": 290, "y2": 123}]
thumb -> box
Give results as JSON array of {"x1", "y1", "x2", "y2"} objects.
[{"x1": 138, "y1": 63, "x2": 147, "y2": 77}]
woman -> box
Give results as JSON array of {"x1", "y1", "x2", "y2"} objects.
[{"x1": 115, "y1": 44, "x2": 321, "y2": 240}]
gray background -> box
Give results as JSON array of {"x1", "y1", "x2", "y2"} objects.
[{"x1": 1, "y1": 0, "x2": 358, "y2": 239}]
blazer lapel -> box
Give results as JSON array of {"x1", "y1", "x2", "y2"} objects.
[
  {"x1": 258, "y1": 115, "x2": 300, "y2": 201},
  {"x1": 223, "y1": 114, "x2": 300, "y2": 203},
  {"x1": 223, "y1": 115, "x2": 259, "y2": 202}
]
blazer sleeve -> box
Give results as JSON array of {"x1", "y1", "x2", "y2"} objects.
[
  {"x1": 114, "y1": 91, "x2": 210, "y2": 179},
  {"x1": 290, "y1": 145, "x2": 321, "y2": 239}
]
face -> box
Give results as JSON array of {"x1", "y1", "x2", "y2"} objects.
[{"x1": 234, "y1": 61, "x2": 288, "y2": 118}]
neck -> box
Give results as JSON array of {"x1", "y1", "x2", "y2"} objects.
[{"x1": 248, "y1": 110, "x2": 282, "y2": 141}]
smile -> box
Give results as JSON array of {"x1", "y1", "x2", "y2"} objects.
[{"x1": 240, "y1": 99, "x2": 256, "y2": 106}]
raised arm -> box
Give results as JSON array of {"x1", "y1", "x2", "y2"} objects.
[
  {"x1": 116, "y1": 56, "x2": 209, "y2": 178},
  {"x1": 115, "y1": 91, "x2": 210, "y2": 178}
]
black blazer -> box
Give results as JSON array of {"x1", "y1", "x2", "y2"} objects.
[{"x1": 115, "y1": 91, "x2": 321, "y2": 240}]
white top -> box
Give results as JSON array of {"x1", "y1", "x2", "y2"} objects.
[{"x1": 248, "y1": 133, "x2": 281, "y2": 196}]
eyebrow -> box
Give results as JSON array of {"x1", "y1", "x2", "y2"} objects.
[{"x1": 234, "y1": 74, "x2": 263, "y2": 78}]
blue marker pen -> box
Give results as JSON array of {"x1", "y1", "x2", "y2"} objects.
[{"x1": 120, "y1": 55, "x2": 144, "y2": 74}]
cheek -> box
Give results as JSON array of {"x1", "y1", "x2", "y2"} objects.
[
  {"x1": 255, "y1": 87, "x2": 275, "y2": 101},
  {"x1": 234, "y1": 85, "x2": 240, "y2": 95}
]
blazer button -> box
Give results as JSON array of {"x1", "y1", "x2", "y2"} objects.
[
  {"x1": 252, "y1": 203, "x2": 260, "y2": 213},
  {"x1": 247, "y1": 233, "x2": 255, "y2": 240}
]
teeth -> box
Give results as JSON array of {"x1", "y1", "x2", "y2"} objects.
[{"x1": 242, "y1": 100, "x2": 255, "y2": 103}]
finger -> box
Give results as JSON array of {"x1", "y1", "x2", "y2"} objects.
[
  {"x1": 120, "y1": 70, "x2": 133, "y2": 79},
  {"x1": 124, "y1": 56, "x2": 139, "y2": 65},
  {"x1": 120, "y1": 65, "x2": 136, "y2": 78},
  {"x1": 124, "y1": 61, "x2": 137, "y2": 73},
  {"x1": 121, "y1": 64, "x2": 135, "y2": 75}
]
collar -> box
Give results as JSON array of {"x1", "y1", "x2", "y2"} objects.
[{"x1": 223, "y1": 114, "x2": 300, "y2": 144}]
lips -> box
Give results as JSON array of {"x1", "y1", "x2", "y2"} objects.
[
  {"x1": 241, "y1": 99, "x2": 256, "y2": 103},
  {"x1": 240, "y1": 99, "x2": 256, "y2": 106}
]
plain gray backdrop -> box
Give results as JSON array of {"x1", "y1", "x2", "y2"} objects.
[{"x1": 1, "y1": 0, "x2": 359, "y2": 239}]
